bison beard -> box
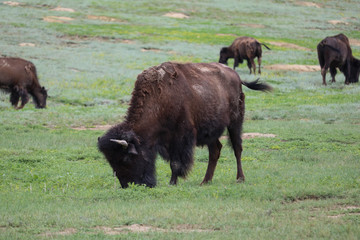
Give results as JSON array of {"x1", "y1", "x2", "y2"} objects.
[{"x1": 98, "y1": 62, "x2": 272, "y2": 188}]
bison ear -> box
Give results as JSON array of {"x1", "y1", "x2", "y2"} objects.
[{"x1": 128, "y1": 144, "x2": 138, "y2": 155}]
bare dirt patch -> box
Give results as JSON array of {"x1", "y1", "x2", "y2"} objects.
[
  {"x1": 59, "y1": 35, "x2": 136, "y2": 44},
  {"x1": 350, "y1": 38, "x2": 360, "y2": 47},
  {"x1": 87, "y1": 15, "x2": 124, "y2": 22},
  {"x1": 328, "y1": 20, "x2": 349, "y2": 25},
  {"x1": 141, "y1": 47, "x2": 162, "y2": 52},
  {"x1": 239, "y1": 23, "x2": 265, "y2": 28},
  {"x1": 264, "y1": 64, "x2": 320, "y2": 72},
  {"x1": 216, "y1": 33, "x2": 238, "y2": 37},
  {"x1": 309, "y1": 205, "x2": 360, "y2": 219},
  {"x1": 295, "y1": 1, "x2": 321, "y2": 8},
  {"x1": 243, "y1": 133, "x2": 276, "y2": 139},
  {"x1": 163, "y1": 12, "x2": 189, "y2": 19},
  {"x1": 19, "y1": 42, "x2": 36, "y2": 47},
  {"x1": 39, "y1": 228, "x2": 77, "y2": 237},
  {"x1": 72, "y1": 125, "x2": 112, "y2": 131},
  {"x1": 328, "y1": 212, "x2": 360, "y2": 219},
  {"x1": 3, "y1": 1, "x2": 22, "y2": 6},
  {"x1": 94, "y1": 224, "x2": 213, "y2": 234},
  {"x1": 268, "y1": 41, "x2": 311, "y2": 51},
  {"x1": 51, "y1": 7, "x2": 76, "y2": 12},
  {"x1": 328, "y1": 206, "x2": 360, "y2": 219},
  {"x1": 221, "y1": 133, "x2": 276, "y2": 141},
  {"x1": 43, "y1": 16, "x2": 74, "y2": 23},
  {"x1": 95, "y1": 225, "x2": 165, "y2": 234}
]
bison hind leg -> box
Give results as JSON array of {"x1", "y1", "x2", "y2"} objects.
[
  {"x1": 330, "y1": 67, "x2": 337, "y2": 83},
  {"x1": 200, "y1": 139, "x2": 222, "y2": 185}
]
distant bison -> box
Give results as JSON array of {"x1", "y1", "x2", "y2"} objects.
[
  {"x1": 98, "y1": 62, "x2": 272, "y2": 188},
  {"x1": 219, "y1": 36, "x2": 271, "y2": 74},
  {"x1": 0, "y1": 57, "x2": 47, "y2": 109},
  {"x1": 317, "y1": 33, "x2": 360, "y2": 85}
]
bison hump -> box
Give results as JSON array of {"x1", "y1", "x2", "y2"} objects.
[{"x1": 138, "y1": 62, "x2": 177, "y2": 84}]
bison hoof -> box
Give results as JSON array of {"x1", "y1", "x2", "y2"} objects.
[
  {"x1": 236, "y1": 177, "x2": 245, "y2": 183},
  {"x1": 200, "y1": 180, "x2": 211, "y2": 185}
]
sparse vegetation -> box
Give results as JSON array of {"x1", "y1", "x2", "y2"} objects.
[{"x1": 0, "y1": 0, "x2": 359, "y2": 239}]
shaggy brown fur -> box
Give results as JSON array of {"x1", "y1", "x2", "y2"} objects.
[
  {"x1": 317, "y1": 33, "x2": 360, "y2": 85},
  {"x1": 98, "y1": 62, "x2": 272, "y2": 188},
  {"x1": 0, "y1": 57, "x2": 47, "y2": 109},
  {"x1": 219, "y1": 36, "x2": 271, "y2": 74}
]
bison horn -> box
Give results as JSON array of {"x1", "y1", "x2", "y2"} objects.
[{"x1": 110, "y1": 139, "x2": 128, "y2": 148}]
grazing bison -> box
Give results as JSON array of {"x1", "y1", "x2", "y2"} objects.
[
  {"x1": 0, "y1": 57, "x2": 47, "y2": 109},
  {"x1": 317, "y1": 33, "x2": 360, "y2": 85},
  {"x1": 98, "y1": 62, "x2": 272, "y2": 188},
  {"x1": 219, "y1": 36, "x2": 271, "y2": 74}
]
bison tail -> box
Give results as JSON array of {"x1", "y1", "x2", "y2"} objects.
[
  {"x1": 261, "y1": 43, "x2": 271, "y2": 50},
  {"x1": 242, "y1": 78, "x2": 273, "y2": 92}
]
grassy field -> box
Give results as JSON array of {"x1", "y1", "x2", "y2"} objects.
[{"x1": 1, "y1": 0, "x2": 360, "y2": 239}]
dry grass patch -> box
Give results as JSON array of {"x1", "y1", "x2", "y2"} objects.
[
  {"x1": 3, "y1": 1, "x2": 22, "y2": 6},
  {"x1": 350, "y1": 38, "x2": 360, "y2": 47},
  {"x1": 264, "y1": 64, "x2": 320, "y2": 72},
  {"x1": 51, "y1": 7, "x2": 76, "y2": 12},
  {"x1": 43, "y1": 16, "x2": 74, "y2": 23},
  {"x1": 328, "y1": 20, "x2": 349, "y2": 25},
  {"x1": 269, "y1": 41, "x2": 311, "y2": 51},
  {"x1": 39, "y1": 228, "x2": 77, "y2": 237},
  {"x1": 163, "y1": 12, "x2": 189, "y2": 19},
  {"x1": 221, "y1": 133, "x2": 276, "y2": 141},
  {"x1": 87, "y1": 15, "x2": 124, "y2": 22},
  {"x1": 19, "y1": 42, "x2": 35, "y2": 47},
  {"x1": 239, "y1": 23, "x2": 265, "y2": 28},
  {"x1": 94, "y1": 224, "x2": 213, "y2": 234},
  {"x1": 71, "y1": 124, "x2": 112, "y2": 131},
  {"x1": 242, "y1": 133, "x2": 276, "y2": 139},
  {"x1": 295, "y1": 1, "x2": 321, "y2": 8}
]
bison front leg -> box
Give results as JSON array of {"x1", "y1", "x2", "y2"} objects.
[
  {"x1": 10, "y1": 90, "x2": 20, "y2": 109},
  {"x1": 16, "y1": 89, "x2": 30, "y2": 110},
  {"x1": 201, "y1": 139, "x2": 222, "y2": 185},
  {"x1": 257, "y1": 57, "x2": 262, "y2": 74},
  {"x1": 169, "y1": 129, "x2": 196, "y2": 185},
  {"x1": 233, "y1": 58, "x2": 239, "y2": 70}
]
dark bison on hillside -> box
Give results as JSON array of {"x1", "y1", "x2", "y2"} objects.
[
  {"x1": 0, "y1": 57, "x2": 47, "y2": 109},
  {"x1": 317, "y1": 33, "x2": 360, "y2": 85},
  {"x1": 98, "y1": 62, "x2": 272, "y2": 188},
  {"x1": 219, "y1": 36, "x2": 271, "y2": 74}
]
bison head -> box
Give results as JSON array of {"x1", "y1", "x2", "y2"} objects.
[
  {"x1": 219, "y1": 47, "x2": 232, "y2": 65},
  {"x1": 349, "y1": 58, "x2": 360, "y2": 83},
  {"x1": 33, "y1": 86, "x2": 48, "y2": 108},
  {"x1": 97, "y1": 124, "x2": 156, "y2": 188}
]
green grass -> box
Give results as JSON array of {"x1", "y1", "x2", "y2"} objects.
[{"x1": 1, "y1": 0, "x2": 360, "y2": 239}]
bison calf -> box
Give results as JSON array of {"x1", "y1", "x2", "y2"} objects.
[
  {"x1": 317, "y1": 33, "x2": 360, "y2": 85},
  {"x1": 0, "y1": 57, "x2": 47, "y2": 109},
  {"x1": 98, "y1": 62, "x2": 272, "y2": 188},
  {"x1": 219, "y1": 36, "x2": 271, "y2": 74}
]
